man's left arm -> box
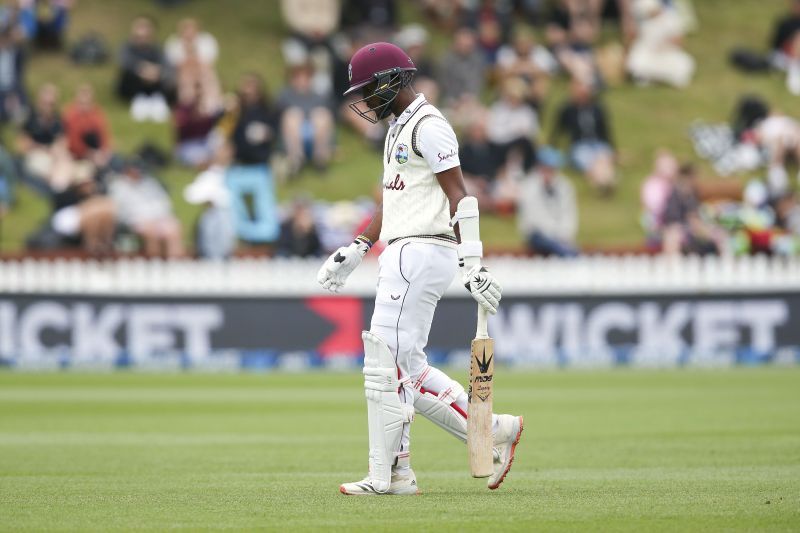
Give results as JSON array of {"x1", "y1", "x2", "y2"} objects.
[{"x1": 436, "y1": 167, "x2": 502, "y2": 314}]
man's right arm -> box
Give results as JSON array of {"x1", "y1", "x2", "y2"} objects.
[
  {"x1": 358, "y1": 200, "x2": 382, "y2": 246},
  {"x1": 316, "y1": 196, "x2": 382, "y2": 293}
]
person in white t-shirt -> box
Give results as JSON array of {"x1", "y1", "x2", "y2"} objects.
[{"x1": 316, "y1": 42, "x2": 523, "y2": 496}]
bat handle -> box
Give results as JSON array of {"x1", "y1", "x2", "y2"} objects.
[{"x1": 476, "y1": 305, "x2": 489, "y2": 339}]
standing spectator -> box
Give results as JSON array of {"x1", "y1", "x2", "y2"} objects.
[
  {"x1": 183, "y1": 144, "x2": 236, "y2": 260},
  {"x1": 62, "y1": 84, "x2": 113, "y2": 169},
  {"x1": 17, "y1": 83, "x2": 74, "y2": 192},
  {"x1": 439, "y1": 27, "x2": 487, "y2": 108},
  {"x1": 627, "y1": 0, "x2": 695, "y2": 88},
  {"x1": 277, "y1": 63, "x2": 334, "y2": 175},
  {"x1": 551, "y1": 80, "x2": 616, "y2": 192},
  {"x1": 108, "y1": 158, "x2": 184, "y2": 259},
  {"x1": 277, "y1": 197, "x2": 322, "y2": 257},
  {"x1": 116, "y1": 15, "x2": 173, "y2": 122},
  {"x1": 0, "y1": 25, "x2": 27, "y2": 124},
  {"x1": 517, "y1": 147, "x2": 579, "y2": 257},
  {"x1": 164, "y1": 18, "x2": 222, "y2": 115},
  {"x1": 661, "y1": 163, "x2": 723, "y2": 255},
  {"x1": 227, "y1": 73, "x2": 280, "y2": 244},
  {"x1": 640, "y1": 149, "x2": 679, "y2": 245},
  {"x1": 231, "y1": 73, "x2": 275, "y2": 165}
]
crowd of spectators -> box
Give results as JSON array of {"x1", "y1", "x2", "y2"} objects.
[{"x1": 0, "y1": 0, "x2": 798, "y2": 260}]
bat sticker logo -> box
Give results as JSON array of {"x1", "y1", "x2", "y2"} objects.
[
  {"x1": 476, "y1": 347, "x2": 493, "y2": 374},
  {"x1": 333, "y1": 252, "x2": 345, "y2": 263}
]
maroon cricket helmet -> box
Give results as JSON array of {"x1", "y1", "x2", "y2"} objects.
[{"x1": 344, "y1": 42, "x2": 417, "y2": 123}]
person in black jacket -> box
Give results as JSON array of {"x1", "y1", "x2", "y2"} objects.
[
  {"x1": 550, "y1": 79, "x2": 616, "y2": 193},
  {"x1": 116, "y1": 16, "x2": 174, "y2": 121},
  {"x1": 231, "y1": 73, "x2": 276, "y2": 165}
]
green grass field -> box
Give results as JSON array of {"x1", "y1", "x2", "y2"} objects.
[{"x1": 1, "y1": 369, "x2": 798, "y2": 531}]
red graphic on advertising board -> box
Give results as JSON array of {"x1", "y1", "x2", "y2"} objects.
[{"x1": 305, "y1": 297, "x2": 364, "y2": 358}]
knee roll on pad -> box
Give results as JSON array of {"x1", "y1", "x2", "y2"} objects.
[
  {"x1": 412, "y1": 383, "x2": 468, "y2": 443},
  {"x1": 362, "y1": 331, "x2": 411, "y2": 492}
]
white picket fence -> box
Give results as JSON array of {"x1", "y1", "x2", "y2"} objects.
[{"x1": 0, "y1": 255, "x2": 798, "y2": 296}]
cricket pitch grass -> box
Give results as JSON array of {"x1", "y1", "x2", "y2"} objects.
[{"x1": 1, "y1": 368, "x2": 798, "y2": 531}]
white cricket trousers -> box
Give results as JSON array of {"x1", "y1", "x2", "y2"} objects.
[{"x1": 368, "y1": 240, "x2": 470, "y2": 459}]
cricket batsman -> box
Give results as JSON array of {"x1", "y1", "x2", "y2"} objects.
[{"x1": 317, "y1": 42, "x2": 524, "y2": 495}]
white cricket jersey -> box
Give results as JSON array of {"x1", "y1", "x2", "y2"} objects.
[{"x1": 380, "y1": 94, "x2": 460, "y2": 246}]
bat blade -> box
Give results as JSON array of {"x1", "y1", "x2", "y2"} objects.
[{"x1": 468, "y1": 336, "x2": 494, "y2": 478}]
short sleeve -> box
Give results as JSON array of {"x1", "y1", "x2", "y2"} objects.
[{"x1": 416, "y1": 117, "x2": 460, "y2": 174}]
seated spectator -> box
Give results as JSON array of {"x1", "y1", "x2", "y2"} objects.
[
  {"x1": 462, "y1": 0, "x2": 513, "y2": 62},
  {"x1": 495, "y1": 25, "x2": 557, "y2": 109},
  {"x1": 164, "y1": 18, "x2": 222, "y2": 116},
  {"x1": 18, "y1": 0, "x2": 73, "y2": 49},
  {"x1": 277, "y1": 63, "x2": 334, "y2": 175},
  {"x1": 551, "y1": 80, "x2": 616, "y2": 192},
  {"x1": 50, "y1": 161, "x2": 116, "y2": 256},
  {"x1": 769, "y1": 0, "x2": 800, "y2": 92},
  {"x1": 231, "y1": 73, "x2": 276, "y2": 166},
  {"x1": 439, "y1": 27, "x2": 487, "y2": 109},
  {"x1": 486, "y1": 77, "x2": 538, "y2": 176},
  {"x1": 0, "y1": 25, "x2": 27, "y2": 124},
  {"x1": 340, "y1": 0, "x2": 397, "y2": 33},
  {"x1": 517, "y1": 147, "x2": 579, "y2": 257},
  {"x1": 627, "y1": 0, "x2": 695, "y2": 88},
  {"x1": 281, "y1": 0, "x2": 341, "y2": 98},
  {"x1": 641, "y1": 149, "x2": 679, "y2": 245},
  {"x1": 460, "y1": 110, "x2": 498, "y2": 210},
  {"x1": 108, "y1": 158, "x2": 183, "y2": 258},
  {"x1": 116, "y1": 15, "x2": 173, "y2": 122},
  {"x1": 277, "y1": 197, "x2": 322, "y2": 257},
  {"x1": 183, "y1": 143, "x2": 236, "y2": 260},
  {"x1": 662, "y1": 163, "x2": 724, "y2": 255},
  {"x1": 62, "y1": 84, "x2": 113, "y2": 170},
  {"x1": 173, "y1": 80, "x2": 222, "y2": 168},
  {"x1": 548, "y1": 14, "x2": 602, "y2": 87},
  {"x1": 17, "y1": 83, "x2": 75, "y2": 192},
  {"x1": 395, "y1": 24, "x2": 439, "y2": 104}
]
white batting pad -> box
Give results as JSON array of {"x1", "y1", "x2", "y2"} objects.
[{"x1": 362, "y1": 330, "x2": 410, "y2": 492}]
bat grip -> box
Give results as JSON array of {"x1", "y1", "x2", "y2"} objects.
[{"x1": 476, "y1": 305, "x2": 489, "y2": 339}]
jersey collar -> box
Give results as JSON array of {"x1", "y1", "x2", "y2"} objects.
[{"x1": 390, "y1": 93, "x2": 427, "y2": 127}]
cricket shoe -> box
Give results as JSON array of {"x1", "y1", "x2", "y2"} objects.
[
  {"x1": 488, "y1": 414, "x2": 524, "y2": 490},
  {"x1": 339, "y1": 469, "x2": 419, "y2": 496}
]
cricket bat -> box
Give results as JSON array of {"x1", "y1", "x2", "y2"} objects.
[{"x1": 468, "y1": 305, "x2": 494, "y2": 478}]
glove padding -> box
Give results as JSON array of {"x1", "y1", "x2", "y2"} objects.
[
  {"x1": 462, "y1": 265, "x2": 502, "y2": 314},
  {"x1": 317, "y1": 241, "x2": 369, "y2": 293}
]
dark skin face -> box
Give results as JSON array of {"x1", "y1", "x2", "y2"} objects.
[{"x1": 357, "y1": 83, "x2": 467, "y2": 244}]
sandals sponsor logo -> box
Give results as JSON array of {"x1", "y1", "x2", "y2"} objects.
[{"x1": 384, "y1": 173, "x2": 405, "y2": 191}]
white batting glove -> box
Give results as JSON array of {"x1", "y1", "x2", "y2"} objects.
[
  {"x1": 462, "y1": 265, "x2": 502, "y2": 314},
  {"x1": 317, "y1": 240, "x2": 370, "y2": 293}
]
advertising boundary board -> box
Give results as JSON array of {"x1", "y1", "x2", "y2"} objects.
[{"x1": 0, "y1": 292, "x2": 798, "y2": 370}]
